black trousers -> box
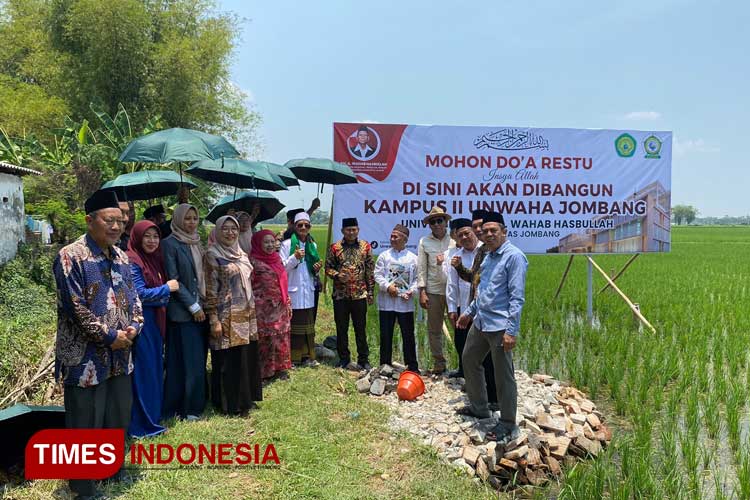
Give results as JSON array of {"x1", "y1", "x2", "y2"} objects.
[
  {"x1": 456, "y1": 319, "x2": 497, "y2": 403},
  {"x1": 334, "y1": 298, "x2": 369, "y2": 364},
  {"x1": 379, "y1": 310, "x2": 418, "y2": 371},
  {"x1": 211, "y1": 342, "x2": 262, "y2": 415},
  {"x1": 64, "y1": 374, "x2": 132, "y2": 496},
  {"x1": 163, "y1": 320, "x2": 208, "y2": 419}
]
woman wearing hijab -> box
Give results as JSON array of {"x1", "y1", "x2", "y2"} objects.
[
  {"x1": 127, "y1": 221, "x2": 178, "y2": 438},
  {"x1": 249, "y1": 230, "x2": 292, "y2": 380},
  {"x1": 161, "y1": 204, "x2": 208, "y2": 421},
  {"x1": 204, "y1": 216, "x2": 262, "y2": 415}
]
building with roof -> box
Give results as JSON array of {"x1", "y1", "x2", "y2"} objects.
[
  {"x1": 555, "y1": 181, "x2": 671, "y2": 254},
  {"x1": 0, "y1": 161, "x2": 42, "y2": 264}
]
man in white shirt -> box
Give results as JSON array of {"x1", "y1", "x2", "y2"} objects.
[
  {"x1": 442, "y1": 221, "x2": 461, "y2": 278},
  {"x1": 417, "y1": 206, "x2": 452, "y2": 374},
  {"x1": 445, "y1": 219, "x2": 474, "y2": 376},
  {"x1": 280, "y1": 212, "x2": 322, "y2": 366},
  {"x1": 375, "y1": 224, "x2": 419, "y2": 372}
]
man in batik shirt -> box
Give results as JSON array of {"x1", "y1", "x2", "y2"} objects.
[
  {"x1": 325, "y1": 217, "x2": 375, "y2": 370},
  {"x1": 53, "y1": 190, "x2": 143, "y2": 498}
]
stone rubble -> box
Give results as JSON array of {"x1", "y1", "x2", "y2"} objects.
[{"x1": 356, "y1": 364, "x2": 612, "y2": 489}]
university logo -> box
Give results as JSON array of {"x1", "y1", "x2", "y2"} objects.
[
  {"x1": 643, "y1": 135, "x2": 662, "y2": 159},
  {"x1": 615, "y1": 133, "x2": 636, "y2": 158}
]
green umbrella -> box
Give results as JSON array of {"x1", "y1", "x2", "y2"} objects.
[
  {"x1": 269, "y1": 162, "x2": 300, "y2": 187},
  {"x1": 118, "y1": 128, "x2": 240, "y2": 163},
  {"x1": 206, "y1": 191, "x2": 285, "y2": 224},
  {"x1": 100, "y1": 170, "x2": 197, "y2": 201},
  {"x1": 186, "y1": 159, "x2": 287, "y2": 192},
  {"x1": 283, "y1": 157, "x2": 358, "y2": 185}
]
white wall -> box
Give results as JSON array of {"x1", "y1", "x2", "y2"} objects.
[{"x1": 0, "y1": 172, "x2": 25, "y2": 264}]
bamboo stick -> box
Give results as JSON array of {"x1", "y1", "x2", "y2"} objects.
[
  {"x1": 586, "y1": 256, "x2": 655, "y2": 334},
  {"x1": 553, "y1": 255, "x2": 575, "y2": 300},
  {"x1": 597, "y1": 254, "x2": 639, "y2": 295}
]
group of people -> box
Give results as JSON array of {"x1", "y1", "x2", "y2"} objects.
[
  {"x1": 53, "y1": 189, "x2": 527, "y2": 499},
  {"x1": 52, "y1": 191, "x2": 319, "y2": 498},
  {"x1": 319, "y1": 205, "x2": 528, "y2": 443}
]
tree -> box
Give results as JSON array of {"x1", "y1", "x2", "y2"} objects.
[
  {"x1": 0, "y1": 0, "x2": 260, "y2": 152},
  {"x1": 672, "y1": 205, "x2": 699, "y2": 225},
  {"x1": 685, "y1": 206, "x2": 698, "y2": 225}
]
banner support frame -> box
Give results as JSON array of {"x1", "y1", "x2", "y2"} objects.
[{"x1": 552, "y1": 253, "x2": 654, "y2": 333}]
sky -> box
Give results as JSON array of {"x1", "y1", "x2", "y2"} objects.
[{"x1": 220, "y1": 0, "x2": 747, "y2": 217}]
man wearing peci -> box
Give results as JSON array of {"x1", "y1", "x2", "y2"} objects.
[
  {"x1": 325, "y1": 217, "x2": 375, "y2": 371},
  {"x1": 53, "y1": 190, "x2": 143, "y2": 498},
  {"x1": 457, "y1": 211, "x2": 528, "y2": 444}
]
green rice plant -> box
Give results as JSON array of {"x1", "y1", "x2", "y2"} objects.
[
  {"x1": 659, "y1": 428, "x2": 684, "y2": 498},
  {"x1": 713, "y1": 468, "x2": 731, "y2": 500},
  {"x1": 702, "y1": 392, "x2": 722, "y2": 441},
  {"x1": 725, "y1": 387, "x2": 742, "y2": 458},
  {"x1": 736, "y1": 443, "x2": 750, "y2": 500},
  {"x1": 633, "y1": 410, "x2": 653, "y2": 449},
  {"x1": 686, "y1": 386, "x2": 701, "y2": 440},
  {"x1": 665, "y1": 387, "x2": 682, "y2": 428},
  {"x1": 701, "y1": 444, "x2": 715, "y2": 472},
  {"x1": 697, "y1": 358, "x2": 710, "y2": 393},
  {"x1": 625, "y1": 447, "x2": 659, "y2": 498},
  {"x1": 680, "y1": 428, "x2": 702, "y2": 496}
]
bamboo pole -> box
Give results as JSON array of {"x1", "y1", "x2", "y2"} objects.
[
  {"x1": 586, "y1": 256, "x2": 655, "y2": 334},
  {"x1": 597, "y1": 253, "x2": 640, "y2": 295},
  {"x1": 553, "y1": 255, "x2": 575, "y2": 300},
  {"x1": 322, "y1": 191, "x2": 335, "y2": 294}
]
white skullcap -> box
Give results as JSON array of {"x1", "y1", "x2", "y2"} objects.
[{"x1": 294, "y1": 212, "x2": 311, "y2": 224}]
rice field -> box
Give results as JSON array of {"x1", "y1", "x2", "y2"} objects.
[{"x1": 312, "y1": 225, "x2": 750, "y2": 498}]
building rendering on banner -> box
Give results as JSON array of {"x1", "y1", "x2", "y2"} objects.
[{"x1": 554, "y1": 181, "x2": 671, "y2": 253}]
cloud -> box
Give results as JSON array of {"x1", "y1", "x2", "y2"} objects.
[
  {"x1": 623, "y1": 111, "x2": 662, "y2": 121},
  {"x1": 673, "y1": 137, "x2": 720, "y2": 156}
]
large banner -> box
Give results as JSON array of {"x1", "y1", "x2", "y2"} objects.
[{"x1": 332, "y1": 123, "x2": 672, "y2": 254}]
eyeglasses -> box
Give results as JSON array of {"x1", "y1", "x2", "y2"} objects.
[
  {"x1": 296, "y1": 223, "x2": 311, "y2": 229},
  {"x1": 98, "y1": 217, "x2": 123, "y2": 227},
  {"x1": 429, "y1": 218, "x2": 446, "y2": 225}
]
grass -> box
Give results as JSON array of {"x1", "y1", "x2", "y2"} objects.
[
  {"x1": 6, "y1": 368, "x2": 494, "y2": 500},
  {"x1": 5, "y1": 225, "x2": 750, "y2": 498}
]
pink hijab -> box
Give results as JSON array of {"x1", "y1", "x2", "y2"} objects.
[{"x1": 250, "y1": 229, "x2": 289, "y2": 304}]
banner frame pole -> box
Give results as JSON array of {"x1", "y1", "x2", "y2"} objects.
[
  {"x1": 322, "y1": 189, "x2": 335, "y2": 294},
  {"x1": 597, "y1": 253, "x2": 640, "y2": 295},
  {"x1": 586, "y1": 255, "x2": 656, "y2": 334},
  {"x1": 586, "y1": 258, "x2": 593, "y2": 324},
  {"x1": 553, "y1": 255, "x2": 575, "y2": 301}
]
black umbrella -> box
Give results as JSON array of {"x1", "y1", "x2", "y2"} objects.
[
  {"x1": 0, "y1": 404, "x2": 65, "y2": 469},
  {"x1": 206, "y1": 191, "x2": 285, "y2": 224},
  {"x1": 283, "y1": 158, "x2": 358, "y2": 185}
]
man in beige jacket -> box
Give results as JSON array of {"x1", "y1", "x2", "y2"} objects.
[{"x1": 417, "y1": 207, "x2": 452, "y2": 373}]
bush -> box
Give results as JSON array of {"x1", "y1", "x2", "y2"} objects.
[{"x1": 0, "y1": 243, "x2": 56, "y2": 400}]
